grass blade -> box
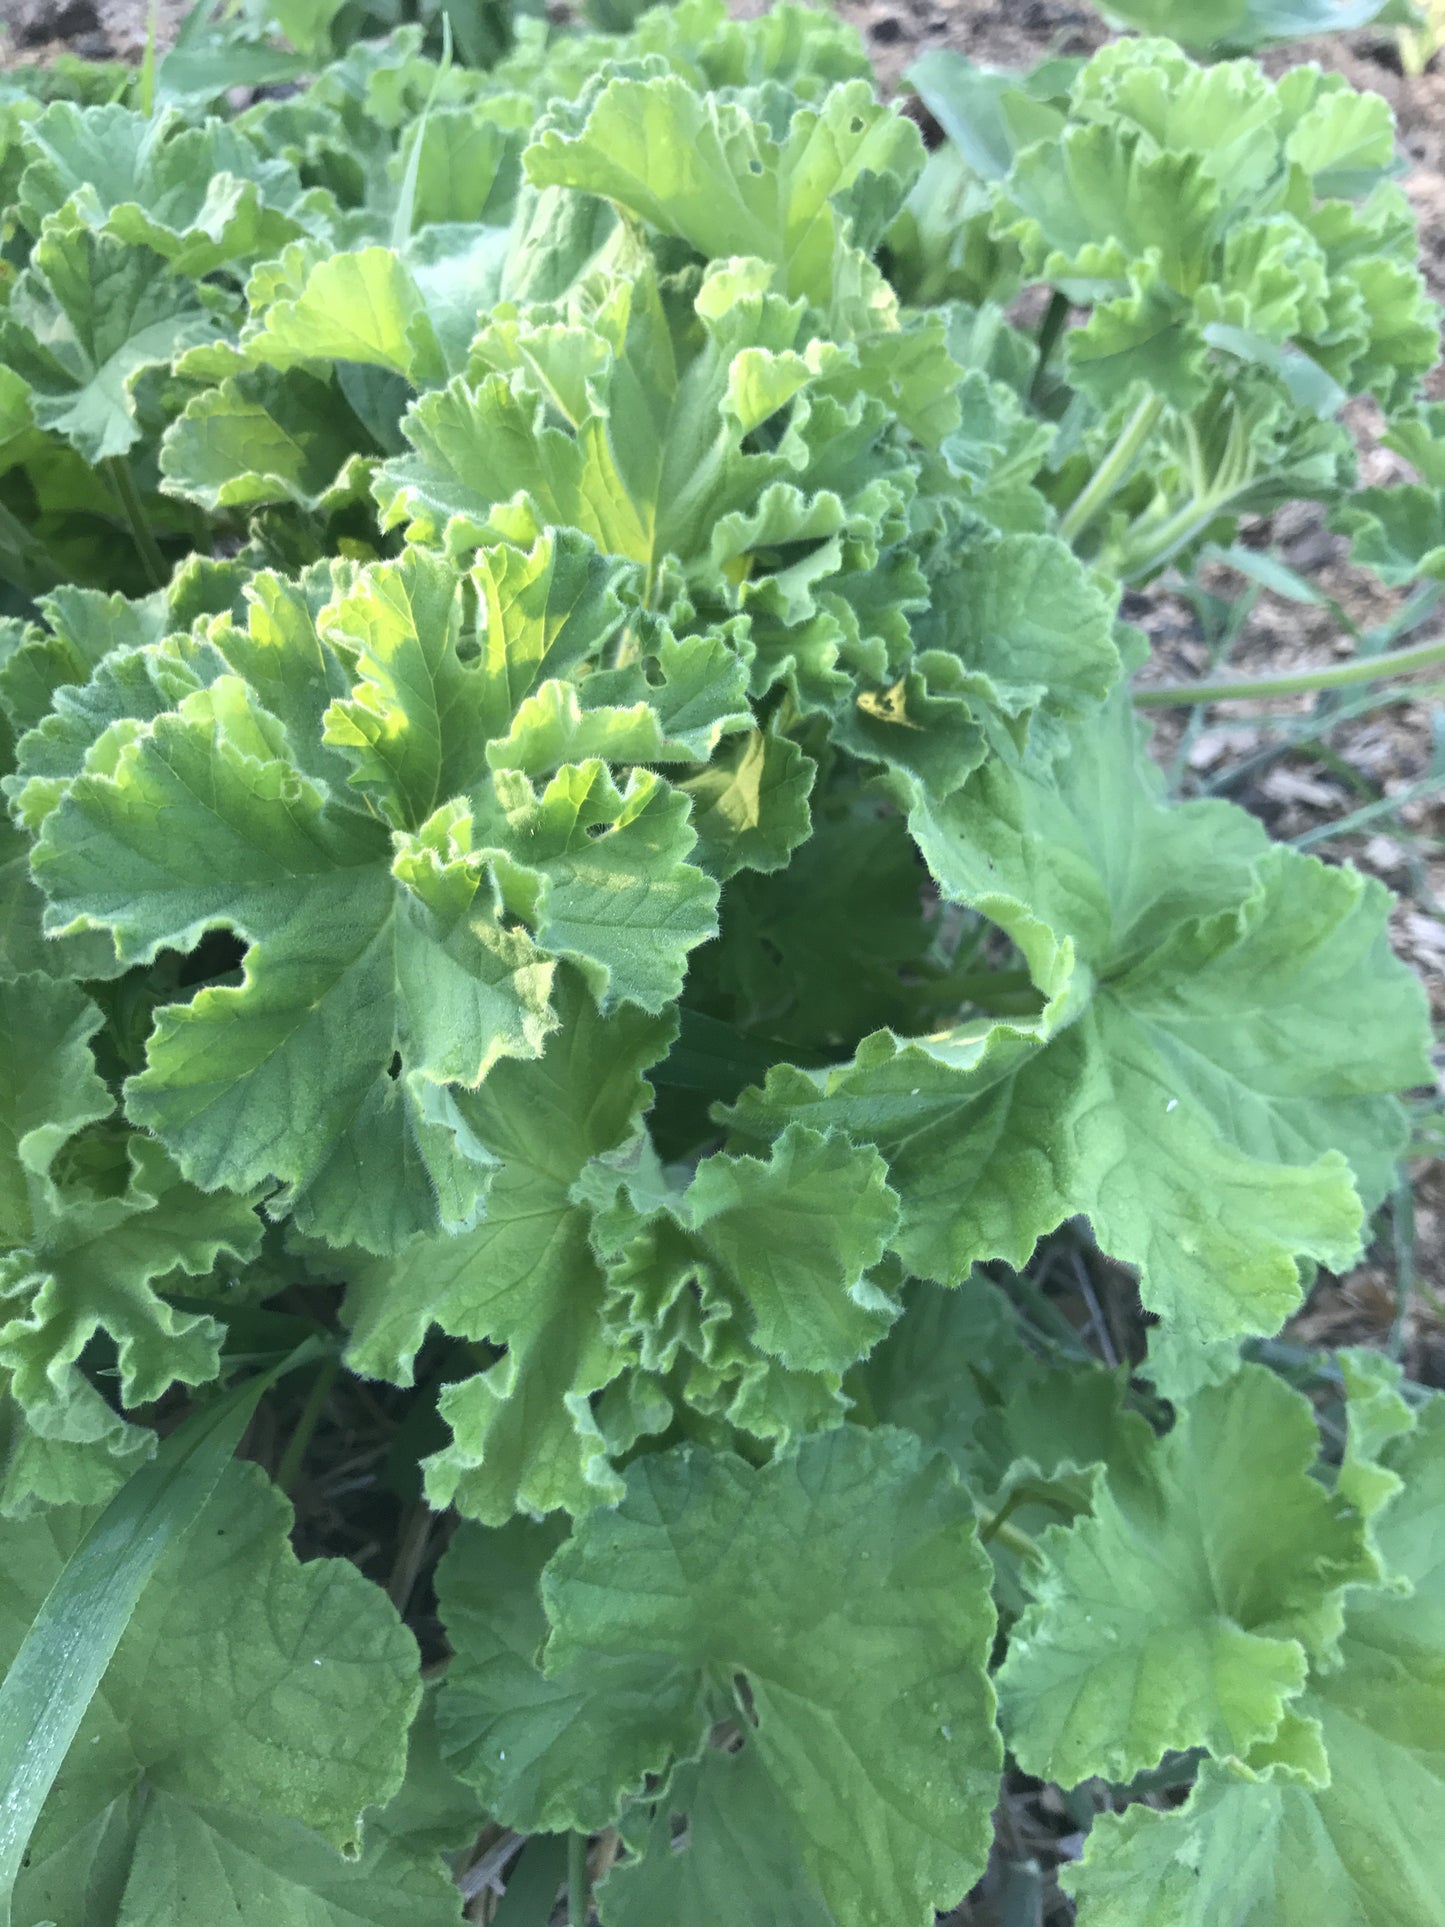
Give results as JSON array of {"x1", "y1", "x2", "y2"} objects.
[{"x1": 0, "y1": 1342, "x2": 323, "y2": 1922}]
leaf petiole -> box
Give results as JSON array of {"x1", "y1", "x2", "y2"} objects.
[
  {"x1": 1059, "y1": 392, "x2": 1167, "y2": 546},
  {"x1": 567, "y1": 1830, "x2": 591, "y2": 1925},
  {"x1": 1134, "y1": 633, "x2": 1445, "y2": 706},
  {"x1": 103, "y1": 455, "x2": 168, "y2": 590}
]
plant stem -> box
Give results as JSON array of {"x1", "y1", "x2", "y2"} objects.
[
  {"x1": 276, "y1": 1353, "x2": 340, "y2": 1496},
  {"x1": 978, "y1": 1491, "x2": 1046, "y2": 1564},
  {"x1": 1029, "y1": 289, "x2": 1070, "y2": 403},
  {"x1": 1134, "y1": 634, "x2": 1445, "y2": 707},
  {"x1": 1059, "y1": 392, "x2": 1167, "y2": 546},
  {"x1": 567, "y1": 1832, "x2": 590, "y2": 1926},
  {"x1": 103, "y1": 456, "x2": 167, "y2": 590},
  {"x1": 983, "y1": 1518, "x2": 1044, "y2": 1566}
]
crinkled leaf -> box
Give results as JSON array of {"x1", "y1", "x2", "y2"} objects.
[
  {"x1": 224, "y1": 242, "x2": 448, "y2": 385},
  {"x1": 477, "y1": 760, "x2": 719, "y2": 1015},
  {"x1": 342, "y1": 972, "x2": 674, "y2": 1523},
  {"x1": 439, "y1": 1428, "x2": 1002, "y2": 1925},
  {"x1": 725, "y1": 701, "x2": 1429, "y2": 1395},
  {"x1": 159, "y1": 368, "x2": 376, "y2": 515},
  {"x1": 524, "y1": 73, "x2": 924, "y2": 304},
  {"x1": 1334, "y1": 483, "x2": 1445, "y2": 585},
  {"x1": 30, "y1": 544, "x2": 700, "y2": 1251},
  {"x1": 374, "y1": 258, "x2": 921, "y2": 637},
  {"x1": 1067, "y1": 1397, "x2": 1445, "y2": 1927},
  {"x1": 6, "y1": 1462, "x2": 426, "y2": 1923},
  {"x1": 0, "y1": 224, "x2": 228, "y2": 464},
  {"x1": 998, "y1": 1365, "x2": 1372, "y2": 1785},
  {"x1": 592, "y1": 1120, "x2": 900, "y2": 1399},
  {"x1": 17, "y1": 101, "x2": 327, "y2": 275}
]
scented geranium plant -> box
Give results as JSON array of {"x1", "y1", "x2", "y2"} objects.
[{"x1": 0, "y1": 4, "x2": 1442, "y2": 1922}]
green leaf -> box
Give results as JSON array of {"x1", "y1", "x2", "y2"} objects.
[
  {"x1": 997, "y1": 1365, "x2": 1371, "y2": 1786},
  {"x1": 17, "y1": 101, "x2": 327, "y2": 275},
  {"x1": 230, "y1": 242, "x2": 448, "y2": 385},
  {"x1": 599, "y1": 1749, "x2": 838, "y2": 1927},
  {"x1": 724, "y1": 700, "x2": 1430, "y2": 1394},
  {"x1": 0, "y1": 1364, "x2": 283, "y2": 1918},
  {"x1": 439, "y1": 1428, "x2": 1002, "y2": 1925},
  {"x1": 342, "y1": 971, "x2": 675, "y2": 1523},
  {"x1": 437, "y1": 1507, "x2": 697, "y2": 1834},
  {"x1": 906, "y1": 49, "x2": 1069, "y2": 184},
  {"x1": 374, "y1": 257, "x2": 921, "y2": 632},
  {"x1": 679, "y1": 727, "x2": 815, "y2": 879},
  {"x1": 29, "y1": 551, "x2": 621, "y2": 1252},
  {"x1": 858, "y1": 1275, "x2": 1155, "y2": 1574},
  {"x1": 0, "y1": 223, "x2": 227, "y2": 464},
  {"x1": 1334, "y1": 483, "x2": 1445, "y2": 586},
  {"x1": 1067, "y1": 1396, "x2": 1445, "y2": 1927},
  {"x1": 75, "y1": 1798, "x2": 465, "y2": 1927},
  {"x1": 909, "y1": 528, "x2": 1122, "y2": 722},
  {"x1": 5, "y1": 1461, "x2": 424, "y2": 1924},
  {"x1": 524, "y1": 73, "x2": 923, "y2": 304},
  {"x1": 159, "y1": 368, "x2": 376, "y2": 515},
  {"x1": 1092, "y1": 0, "x2": 1404, "y2": 54}
]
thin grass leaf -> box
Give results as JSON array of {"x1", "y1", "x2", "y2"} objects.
[{"x1": 0, "y1": 1340, "x2": 325, "y2": 1924}]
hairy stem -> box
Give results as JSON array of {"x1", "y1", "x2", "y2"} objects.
[
  {"x1": 1030, "y1": 290, "x2": 1071, "y2": 403},
  {"x1": 567, "y1": 1831, "x2": 590, "y2": 1926},
  {"x1": 1134, "y1": 633, "x2": 1445, "y2": 707},
  {"x1": 1059, "y1": 392, "x2": 1167, "y2": 546},
  {"x1": 103, "y1": 455, "x2": 168, "y2": 590}
]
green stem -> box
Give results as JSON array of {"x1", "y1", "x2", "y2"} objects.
[
  {"x1": 978, "y1": 1488, "x2": 1050, "y2": 1564},
  {"x1": 275, "y1": 1353, "x2": 340, "y2": 1496},
  {"x1": 1029, "y1": 290, "x2": 1070, "y2": 403},
  {"x1": 1117, "y1": 492, "x2": 1233, "y2": 582},
  {"x1": 1059, "y1": 392, "x2": 1167, "y2": 547},
  {"x1": 103, "y1": 456, "x2": 167, "y2": 590},
  {"x1": 982, "y1": 1517, "x2": 1044, "y2": 1566},
  {"x1": 567, "y1": 1832, "x2": 590, "y2": 1926},
  {"x1": 1134, "y1": 634, "x2": 1445, "y2": 707}
]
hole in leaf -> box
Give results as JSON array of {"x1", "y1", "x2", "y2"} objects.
[
  {"x1": 849, "y1": 115, "x2": 864, "y2": 133},
  {"x1": 178, "y1": 928, "x2": 246, "y2": 986},
  {"x1": 387, "y1": 1052, "x2": 403, "y2": 1080}
]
